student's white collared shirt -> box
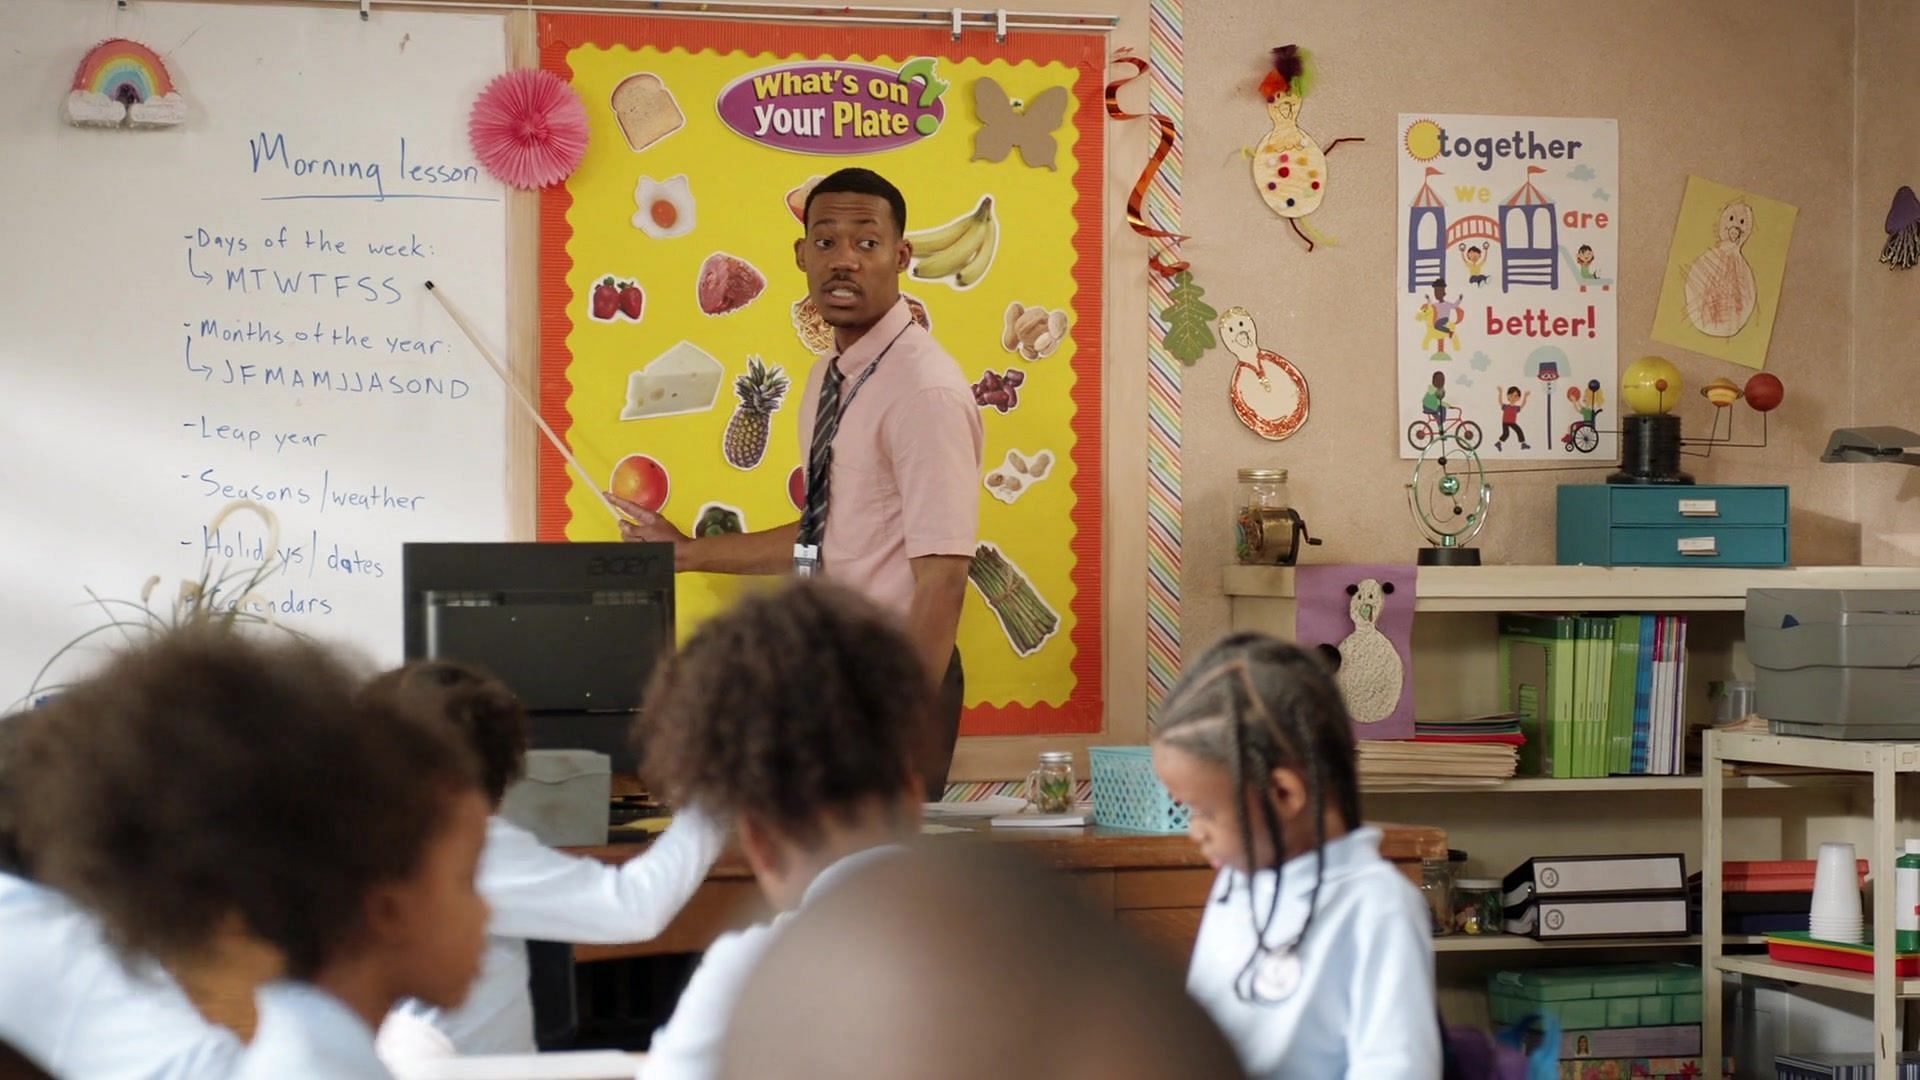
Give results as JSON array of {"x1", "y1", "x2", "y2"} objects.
[
  {"x1": 383, "y1": 808, "x2": 725, "y2": 1055},
  {"x1": 235, "y1": 981, "x2": 389, "y2": 1079},
  {"x1": 1187, "y1": 827, "x2": 1441, "y2": 1080},
  {"x1": 639, "y1": 843, "x2": 906, "y2": 1080},
  {"x1": 0, "y1": 871, "x2": 242, "y2": 1079}
]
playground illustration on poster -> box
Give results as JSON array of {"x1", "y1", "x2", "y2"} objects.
[{"x1": 1396, "y1": 114, "x2": 1619, "y2": 460}]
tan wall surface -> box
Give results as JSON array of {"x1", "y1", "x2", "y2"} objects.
[{"x1": 1853, "y1": 0, "x2": 1920, "y2": 564}]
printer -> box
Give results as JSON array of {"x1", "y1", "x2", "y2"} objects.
[{"x1": 1747, "y1": 589, "x2": 1920, "y2": 739}]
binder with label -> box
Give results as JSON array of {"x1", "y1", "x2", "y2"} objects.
[
  {"x1": 1504, "y1": 853, "x2": 1687, "y2": 908},
  {"x1": 1505, "y1": 894, "x2": 1690, "y2": 939}
]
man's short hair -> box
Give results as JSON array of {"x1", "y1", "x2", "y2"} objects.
[{"x1": 802, "y1": 168, "x2": 908, "y2": 236}]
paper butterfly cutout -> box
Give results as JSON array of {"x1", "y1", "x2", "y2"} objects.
[{"x1": 972, "y1": 79, "x2": 1068, "y2": 171}]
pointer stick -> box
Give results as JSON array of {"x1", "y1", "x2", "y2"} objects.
[{"x1": 424, "y1": 281, "x2": 626, "y2": 526}]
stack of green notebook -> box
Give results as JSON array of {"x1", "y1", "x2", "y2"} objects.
[{"x1": 1497, "y1": 613, "x2": 1688, "y2": 778}]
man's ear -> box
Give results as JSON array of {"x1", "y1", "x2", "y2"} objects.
[
  {"x1": 896, "y1": 236, "x2": 913, "y2": 272},
  {"x1": 793, "y1": 237, "x2": 806, "y2": 273}
]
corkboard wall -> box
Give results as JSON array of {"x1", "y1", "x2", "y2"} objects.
[
  {"x1": 1854, "y1": 0, "x2": 1920, "y2": 565},
  {"x1": 1171, "y1": 0, "x2": 1919, "y2": 661}
]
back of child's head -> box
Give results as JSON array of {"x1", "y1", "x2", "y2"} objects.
[
  {"x1": 364, "y1": 660, "x2": 527, "y2": 808},
  {"x1": 1154, "y1": 633, "x2": 1363, "y2": 858},
  {"x1": 721, "y1": 844, "x2": 1246, "y2": 1080},
  {"x1": 0, "y1": 713, "x2": 34, "y2": 875},
  {"x1": 635, "y1": 580, "x2": 930, "y2": 847},
  {"x1": 16, "y1": 627, "x2": 483, "y2": 983}
]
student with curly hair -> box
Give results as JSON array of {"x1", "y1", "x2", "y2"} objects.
[
  {"x1": 0, "y1": 710, "x2": 243, "y2": 1079},
  {"x1": 1151, "y1": 634, "x2": 1438, "y2": 1079},
  {"x1": 635, "y1": 580, "x2": 931, "y2": 1080},
  {"x1": 14, "y1": 629, "x2": 491, "y2": 1079},
  {"x1": 367, "y1": 660, "x2": 724, "y2": 1057}
]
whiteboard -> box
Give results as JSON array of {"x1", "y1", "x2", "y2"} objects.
[{"x1": 0, "y1": 0, "x2": 511, "y2": 705}]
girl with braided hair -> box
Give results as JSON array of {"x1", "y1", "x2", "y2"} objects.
[{"x1": 1152, "y1": 633, "x2": 1439, "y2": 1079}]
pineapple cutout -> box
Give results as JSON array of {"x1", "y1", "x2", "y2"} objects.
[
  {"x1": 722, "y1": 357, "x2": 788, "y2": 471},
  {"x1": 1250, "y1": 45, "x2": 1362, "y2": 252}
]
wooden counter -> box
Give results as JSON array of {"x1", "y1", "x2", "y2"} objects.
[{"x1": 564, "y1": 820, "x2": 1444, "y2": 964}]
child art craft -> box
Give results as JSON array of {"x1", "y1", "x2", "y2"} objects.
[
  {"x1": 66, "y1": 39, "x2": 186, "y2": 128},
  {"x1": 1251, "y1": 45, "x2": 1362, "y2": 251},
  {"x1": 1220, "y1": 307, "x2": 1309, "y2": 441}
]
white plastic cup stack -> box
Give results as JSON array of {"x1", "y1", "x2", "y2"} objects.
[{"x1": 1810, "y1": 841, "x2": 1864, "y2": 943}]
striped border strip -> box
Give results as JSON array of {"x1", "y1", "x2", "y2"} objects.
[
  {"x1": 939, "y1": 780, "x2": 1094, "y2": 803},
  {"x1": 1143, "y1": 0, "x2": 1183, "y2": 718}
]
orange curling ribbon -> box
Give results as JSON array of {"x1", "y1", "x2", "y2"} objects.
[{"x1": 1106, "y1": 54, "x2": 1189, "y2": 277}]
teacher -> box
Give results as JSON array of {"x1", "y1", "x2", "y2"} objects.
[{"x1": 605, "y1": 168, "x2": 984, "y2": 797}]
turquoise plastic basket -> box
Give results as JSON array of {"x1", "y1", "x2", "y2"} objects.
[{"x1": 1089, "y1": 746, "x2": 1191, "y2": 834}]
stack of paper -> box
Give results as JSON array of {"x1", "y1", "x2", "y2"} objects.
[{"x1": 1357, "y1": 738, "x2": 1518, "y2": 790}]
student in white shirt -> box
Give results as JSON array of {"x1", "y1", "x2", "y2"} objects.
[
  {"x1": 0, "y1": 714, "x2": 242, "y2": 1079},
  {"x1": 1152, "y1": 634, "x2": 1441, "y2": 1080},
  {"x1": 366, "y1": 661, "x2": 726, "y2": 1057},
  {"x1": 14, "y1": 629, "x2": 494, "y2": 1080},
  {"x1": 629, "y1": 581, "x2": 934, "y2": 1080}
]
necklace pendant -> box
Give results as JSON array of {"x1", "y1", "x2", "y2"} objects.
[{"x1": 1253, "y1": 947, "x2": 1301, "y2": 1001}]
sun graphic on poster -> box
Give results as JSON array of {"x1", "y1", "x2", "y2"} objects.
[{"x1": 1404, "y1": 118, "x2": 1442, "y2": 161}]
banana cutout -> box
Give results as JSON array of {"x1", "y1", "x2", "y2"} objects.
[{"x1": 907, "y1": 195, "x2": 999, "y2": 290}]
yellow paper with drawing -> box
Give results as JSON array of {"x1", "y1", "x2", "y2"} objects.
[
  {"x1": 544, "y1": 34, "x2": 1099, "y2": 727},
  {"x1": 1651, "y1": 176, "x2": 1798, "y2": 370}
]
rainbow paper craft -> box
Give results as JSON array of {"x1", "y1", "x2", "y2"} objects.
[
  {"x1": 66, "y1": 39, "x2": 186, "y2": 128},
  {"x1": 1767, "y1": 931, "x2": 1920, "y2": 976}
]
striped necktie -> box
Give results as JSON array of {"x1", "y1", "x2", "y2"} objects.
[{"x1": 797, "y1": 359, "x2": 845, "y2": 551}]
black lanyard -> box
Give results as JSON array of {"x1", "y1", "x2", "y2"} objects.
[{"x1": 821, "y1": 322, "x2": 912, "y2": 438}]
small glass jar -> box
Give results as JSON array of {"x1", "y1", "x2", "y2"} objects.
[
  {"x1": 1420, "y1": 858, "x2": 1454, "y2": 936},
  {"x1": 1235, "y1": 468, "x2": 1295, "y2": 566},
  {"x1": 1026, "y1": 751, "x2": 1076, "y2": 814},
  {"x1": 1452, "y1": 878, "x2": 1505, "y2": 936}
]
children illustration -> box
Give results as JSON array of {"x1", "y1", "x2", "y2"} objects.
[
  {"x1": 1459, "y1": 243, "x2": 1489, "y2": 286},
  {"x1": 1421, "y1": 371, "x2": 1447, "y2": 427},
  {"x1": 1563, "y1": 378, "x2": 1605, "y2": 452},
  {"x1": 1151, "y1": 635, "x2": 1438, "y2": 1076},
  {"x1": 1415, "y1": 279, "x2": 1462, "y2": 357},
  {"x1": 1494, "y1": 385, "x2": 1531, "y2": 451},
  {"x1": 1560, "y1": 242, "x2": 1615, "y2": 292}
]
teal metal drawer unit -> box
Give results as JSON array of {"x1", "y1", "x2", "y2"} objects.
[{"x1": 1557, "y1": 484, "x2": 1789, "y2": 567}]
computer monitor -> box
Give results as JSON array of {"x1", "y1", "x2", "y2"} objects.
[{"x1": 401, "y1": 542, "x2": 674, "y2": 775}]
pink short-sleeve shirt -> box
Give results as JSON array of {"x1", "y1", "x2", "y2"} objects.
[{"x1": 794, "y1": 298, "x2": 984, "y2": 617}]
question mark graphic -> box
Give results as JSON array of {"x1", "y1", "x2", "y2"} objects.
[{"x1": 896, "y1": 57, "x2": 949, "y2": 136}]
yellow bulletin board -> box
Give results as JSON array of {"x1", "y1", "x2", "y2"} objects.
[{"x1": 537, "y1": 14, "x2": 1105, "y2": 735}]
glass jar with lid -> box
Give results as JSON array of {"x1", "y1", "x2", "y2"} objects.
[
  {"x1": 1234, "y1": 468, "x2": 1320, "y2": 566},
  {"x1": 1025, "y1": 750, "x2": 1076, "y2": 814}
]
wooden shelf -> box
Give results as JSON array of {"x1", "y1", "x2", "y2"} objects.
[
  {"x1": 1223, "y1": 564, "x2": 1920, "y2": 613},
  {"x1": 1434, "y1": 934, "x2": 1766, "y2": 954},
  {"x1": 1713, "y1": 732, "x2": 1920, "y2": 774},
  {"x1": 1715, "y1": 955, "x2": 1920, "y2": 997},
  {"x1": 1365, "y1": 773, "x2": 1851, "y2": 795}
]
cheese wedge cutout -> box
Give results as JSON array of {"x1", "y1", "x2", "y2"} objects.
[{"x1": 620, "y1": 341, "x2": 723, "y2": 420}]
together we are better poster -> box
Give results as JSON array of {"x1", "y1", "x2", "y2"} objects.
[{"x1": 537, "y1": 15, "x2": 1106, "y2": 735}]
